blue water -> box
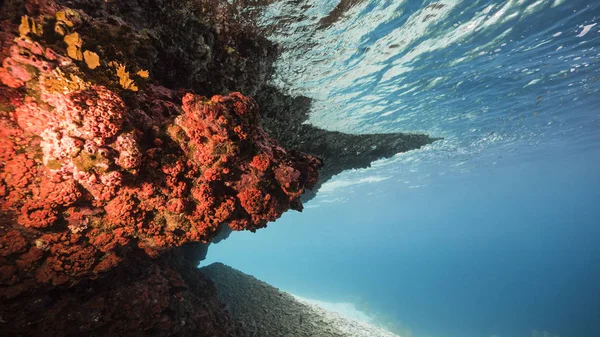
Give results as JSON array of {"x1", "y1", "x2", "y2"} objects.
[{"x1": 205, "y1": 1, "x2": 600, "y2": 336}]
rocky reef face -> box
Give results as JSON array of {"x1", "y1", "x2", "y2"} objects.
[
  {"x1": 2, "y1": 251, "x2": 244, "y2": 337},
  {"x1": 1, "y1": 0, "x2": 436, "y2": 335},
  {"x1": 0, "y1": 0, "x2": 279, "y2": 96},
  {"x1": 0, "y1": 2, "x2": 321, "y2": 294},
  {"x1": 201, "y1": 262, "x2": 402, "y2": 337},
  {"x1": 254, "y1": 85, "x2": 437, "y2": 203},
  {"x1": 0, "y1": 0, "x2": 320, "y2": 334},
  {"x1": 192, "y1": 86, "x2": 437, "y2": 263}
]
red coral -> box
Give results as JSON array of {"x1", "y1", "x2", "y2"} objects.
[
  {"x1": 274, "y1": 165, "x2": 302, "y2": 199},
  {"x1": 88, "y1": 230, "x2": 119, "y2": 253},
  {"x1": 93, "y1": 253, "x2": 122, "y2": 274},
  {"x1": 238, "y1": 188, "x2": 269, "y2": 215},
  {"x1": 16, "y1": 247, "x2": 44, "y2": 271},
  {"x1": 251, "y1": 153, "x2": 271, "y2": 171},
  {"x1": 103, "y1": 189, "x2": 144, "y2": 228},
  {"x1": 19, "y1": 202, "x2": 58, "y2": 228},
  {"x1": 33, "y1": 233, "x2": 97, "y2": 286},
  {"x1": 0, "y1": 231, "x2": 28, "y2": 257},
  {"x1": 167, "y1": 198, "x2": 185, "y2": 214},
  {"x1": 0, "y1": 30, "x2": 322, "y2": 297},
  {"x1": 37, "y1": 177, "x2": 81, "y2": 207},
  {"x1": 2, "y1": 154, "x2": 36, "y2": 189},
  {"x1": 228, "y1": 218, "x2": 249, "y2": 231}
]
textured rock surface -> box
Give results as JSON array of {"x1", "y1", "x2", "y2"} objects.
[
  {"x1": 0, "y1": 0, "x2": 320, "y2": 335},
  {"x1": 4, "y1": 0, "x2": 279, "y2": 97},
  {"x1": 201, "y1": 262, "x2": 401, "y2": 337},
  {"x1": 0, "y1": 0, "x2": 321, "y2": 299},
  {"x1": 254, "y1": 85, "x2": 438, "y2": 203},
  {"x1": 0, "y1": 251, "x2": 244, "y2": 337},
  {"x1": 193, "y1": 86, "x2": 437, "y2": 264}
]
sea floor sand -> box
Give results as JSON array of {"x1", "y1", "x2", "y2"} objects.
[{"x1": 200, "y1": 263, "x2": 400, "y2": 337}]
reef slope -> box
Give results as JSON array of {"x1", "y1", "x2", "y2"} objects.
[
  {"x1": 1, "y1": 251, "x2": 243, "y2": 337},
  {"x1": 201, "y1": 262, "x2": 401, "y2": 337}
]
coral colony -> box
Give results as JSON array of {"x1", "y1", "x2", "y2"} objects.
[{"x1": 0, "y1": 6, "x2": 322, "y2": 299}]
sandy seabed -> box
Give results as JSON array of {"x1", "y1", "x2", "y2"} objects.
[{"x1": 201, "y1": 263, "x2": 401, "y2": 337}]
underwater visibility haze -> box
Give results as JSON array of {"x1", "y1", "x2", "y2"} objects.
[{"x1": 204, "y1": 1, "x2": 600, "y2": 337}]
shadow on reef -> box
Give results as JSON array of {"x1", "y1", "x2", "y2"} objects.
[
  {"x1": 1, "y1": 250, "x2": 244, "y2": 337},
  {"x1": 0, "y1": 0, "x2": 437, "y2": 335}
]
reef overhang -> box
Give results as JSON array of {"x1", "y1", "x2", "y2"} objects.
[
  {"x1": 0, "y1": 0, "x2": 437, "y2": 335},
  {"x1": 0, "y1": 0, "x2": 323, "y2": 299}
]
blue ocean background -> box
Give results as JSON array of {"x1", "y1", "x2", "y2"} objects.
[{"x1": 205, "y1": 1, "x2": 600, "y2": 336}]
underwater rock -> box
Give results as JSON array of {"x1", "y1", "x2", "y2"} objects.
[
  {"x1": 200, "y1": 262, "x2": 401, "y2": 337},
  {"x1": 187, "y1": 86, "x2": 437, "y2": 264},
  {"x1": 254, "y1": 85, "x2": 438, "y2": 203},
  {"x1": 0, "y1": 0, "x2": 320, "y2": 299},
  {"x1": 0, "y1": 0, "x2": 279, "y2": 97},
  {"x1": 0, "y1": 0, "x2": 436, "y2": 335},
  {"x1": 0, "y1": 251, "x2": 244, "y2": 337}
]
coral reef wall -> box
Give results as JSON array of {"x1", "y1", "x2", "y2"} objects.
[
  {"x1": 0, "y1": 0, "x2": 279, "y2": 96},
  {"x1": 192, "y1": 87, "x2": 437, "y2": 263},
  {"x1": 0, "y1": 0, "x2": 437, "y2": 335},
  {"x1": 2, "y1": 251, "x2": 244, "y2": 337},
  {"x1": 0, "y1": 0, "x2": 322, "y2": 335},
  {"x1": 0, "y1": 0, "x2": 321, "y2": 298}
]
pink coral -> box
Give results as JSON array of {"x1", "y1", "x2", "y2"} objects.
[
  {"x1": 10, "y1": 39, "x2": 54, "y2": 73},
  {"x1": 0, "y1": 35, "x2": 61, "y2": 89},
  {"x1": 0, "y1": 67, "x2": 23, "y2": 88},
  {"x1": 112, "y1": 133, "x2": 142, "y2": 170},
  {"x1": 44, "y1": 86, "x2": 125, "y2": 144},
  {"x1": 13, "y1": 98, "x2": 51, "y2": 135},
  {"x1": 2, "y1": 57, "x2": 31, "y2": 83}
]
